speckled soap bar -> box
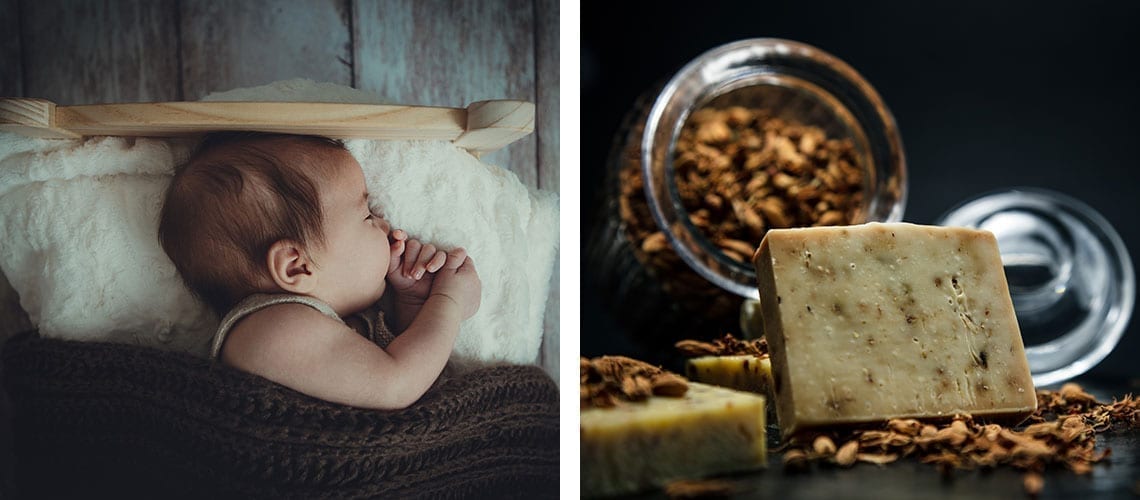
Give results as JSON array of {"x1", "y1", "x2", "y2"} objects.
[
  {"x1": 580, "y1": 382, "x2": 766, "y2": 497},
  {"x1": 685, "y1": 355, "x2": 772, "y2": 395},
  {"x1": 753, "y1": 222, "x2": 1036, "y2": 438}
]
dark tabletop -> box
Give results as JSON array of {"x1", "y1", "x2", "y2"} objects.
[
  {"x1": 606, "y1": 377, "x2": 1140, "y2": 500},
  {"x1": 581, "y1": 1, "x2": 1140, "y2": 497}
]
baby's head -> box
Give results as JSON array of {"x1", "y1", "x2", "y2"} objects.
[{"x1": 159, "y1": 132, "x2": 392, "y2": 317}]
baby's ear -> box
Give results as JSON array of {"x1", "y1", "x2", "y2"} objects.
[{"x1": 266, "y1": 239, "x2": 316, "y2": 294}]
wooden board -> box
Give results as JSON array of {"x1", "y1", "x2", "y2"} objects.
[
  {"x1": 18, "y1": 0, "x2": 181, "y2": 104},
  {"x1": 352, "y1": 0, "x2": 538, "y2": 187},
  {"x1": 179, "y1": 0, "x2": 354, "y2": 100},
  {"x1": 0, "y1": 98, "x2": 534, "y2": 154}
]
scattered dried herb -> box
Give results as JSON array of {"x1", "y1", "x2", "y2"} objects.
[
  {"x1": 778, "y1": 383, "x2": 1138, "y2": 496},
  {"x1": 1023, "y1": 472, "x2": 1044, "y2": 496},
  {"x1": 580, "y1": 356, "x2": 689, "y2": 409},
  {"x1": 675, "y1": 333, "x2": 769, "y2": 358},
  {"x1": 1032, "y1": 382, "x2": 1140, "y2": 431}
]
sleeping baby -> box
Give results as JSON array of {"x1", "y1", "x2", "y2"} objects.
[{"x1": 158, "y1": 132, "x2": 481, "y2": 410}]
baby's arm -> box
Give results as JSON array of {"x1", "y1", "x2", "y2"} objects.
[{"x1": 221, "y1": 250, "x2": 479, "y2": 410}]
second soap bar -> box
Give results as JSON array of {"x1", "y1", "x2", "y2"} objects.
[{"x1": 753, "y1": 222, "x2": 1036, "y2": 437}]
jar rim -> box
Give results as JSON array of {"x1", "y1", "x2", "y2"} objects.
[{"x1": 641, "y1": 38, "x2": 908, "y2": 298}]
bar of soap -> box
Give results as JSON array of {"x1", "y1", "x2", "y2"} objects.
[
  {"x1": 753, "y1": 222, "x2": 1036, "y2": 438},
  {"x1": 580, "y1": 382, "x2": 767, "y2": 497},
  {"x1": 685, "y1": 355, "x2": 772, "y2": 395}
]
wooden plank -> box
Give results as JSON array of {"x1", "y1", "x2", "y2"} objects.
[
  {"x1": 540, "y1": 250, "x2": 560, "y2": 382},
  {"x1": 19, "y1": 0, "x2": 181, "y2": 105},
  {"x1": 353, "y1": 0, "x2": 537, "y2": 187},
  {"x1": 0, "y1": 98, "x2": 534, "y2": 152},
  {"x1": 534, "y1": 0, "x2": 559, "y2": 192},
  {"x1": 534, "y1": 0, "x2": 559, "y2": 382},
  {"x1": 0, "y1": 98, "x2": 79, "y2": 138},
  {"x1": 179, "y1": 0, "x2": 354, "y2": 100},
  {"x1": 0, "y1": 0, "x2": 21, "y2": 97},
  {"x1": 453, "y1": 100, "x2": 536, "y2": 154},
  {"x1": 49, "y1": 101, "x2": 462, "y2": 138}
]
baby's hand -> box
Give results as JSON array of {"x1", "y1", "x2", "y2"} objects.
[
  {"x1": 431, "y1": 250, "x2": 481, "y2": 320},
  {"x1": 386, "y1": 230, "x2": 447, "y2": 302}
]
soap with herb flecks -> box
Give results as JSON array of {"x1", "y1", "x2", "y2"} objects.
[
  {"x1": 685, "y1": 355, "x2": 773, "y2": 395},
  {"x1": 580, "y1": 382, "x2": 766, "y2": 497},
  {"x1": 753, "y1": 222, "x2": 1036, "y2": 438}
]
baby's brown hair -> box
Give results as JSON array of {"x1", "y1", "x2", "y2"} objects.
[{"x1": 158, "y1": 132, "x2": 350, "y2": 315}]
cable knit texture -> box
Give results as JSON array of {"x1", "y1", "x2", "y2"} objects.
[{"x1": 2, "y1": 332, "x2": 559, "y2": 499}]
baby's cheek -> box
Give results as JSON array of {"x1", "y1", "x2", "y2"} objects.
[
  {"x1": 378, "y1": 239, "x2": 393, "y2": 272},
  {"x1": 380, "y1": 253, "x2": 391, "y2": 276}
]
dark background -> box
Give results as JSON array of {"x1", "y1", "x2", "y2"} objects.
[{"x1": 581, "y1": 1, "x2": 1140, "y2": 381}]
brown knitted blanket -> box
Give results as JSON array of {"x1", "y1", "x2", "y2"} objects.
[{"x1": 2, "y1": 332, "x2": 559, "y2": 499}]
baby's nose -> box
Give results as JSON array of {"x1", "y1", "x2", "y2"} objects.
[{"x1": 378, "y1": 218, "x2": 391, "y2": 232}]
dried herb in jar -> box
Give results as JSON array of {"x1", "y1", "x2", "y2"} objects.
[
  {"x1": 618, "y1": 106, "x2": 864, "y2": 324},
  {"x1": 672, "y1": 107, "x2": 865, "y2": 264}
]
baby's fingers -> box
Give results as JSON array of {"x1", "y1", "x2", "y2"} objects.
[
  {"x1": 458, "y1": 255, "x2": 476, "y2": 274},
  {"x1": 426, "y1": 250, "x2": 447, "y2": 273},
  {"x1": 443, "y1": 248, "x2": 468, "y2": 270},
  {"x1": 387, "y1": 238, "x2": 405, "y2": 273},
  {"x1": 413, "y1": 244, "x2": 437, "y2": 279},
  {"x1": 403, "y1": 239, "x2": 422, "y2": 278}
]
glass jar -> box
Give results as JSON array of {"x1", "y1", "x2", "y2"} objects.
[{"x1": 584, "y1": 39, "x2": 908, "y2": 357}]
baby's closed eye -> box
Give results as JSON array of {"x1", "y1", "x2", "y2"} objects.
[{"x1": 366, "y1": 206, "x2": 388, "y2": 222}]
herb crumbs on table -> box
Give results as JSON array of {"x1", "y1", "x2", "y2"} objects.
[
  {"x1": 779, "y1": 382, "x2": 1137, "y2": 495},
  {"x1": 675, "y1": 333, "x2": 769, "y2": 358}
]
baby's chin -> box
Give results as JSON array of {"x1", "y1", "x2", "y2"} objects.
[{"x1": 336, "y1": 285, "x2": 386, "y2": 316}]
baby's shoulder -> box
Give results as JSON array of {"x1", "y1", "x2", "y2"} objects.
[{"x1": 220, "y1": 303, "x2": 348, "y2": 367}]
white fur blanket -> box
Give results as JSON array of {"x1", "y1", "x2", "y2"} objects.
[{"x1": 0, "y1": 80, "x2": 559, "y2": 366}]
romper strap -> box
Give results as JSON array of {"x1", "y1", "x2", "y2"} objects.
[{"x1": 210, "y1": 293, "x2": 341, "y2": 360}]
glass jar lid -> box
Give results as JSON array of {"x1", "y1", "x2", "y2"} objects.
[{"x1": 938, "y1": 188, "x2": 1135, "y2": 386}]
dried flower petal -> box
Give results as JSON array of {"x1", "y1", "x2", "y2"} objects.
[
  {"x1": 1023, "y1": 472, "x2": 1043, "y2": 496},
  {"x1": 652, "y1": 373, "x2": 689, "y2": 397},
  {"x1": 664, "y1": 479, "x2": 735, "y2": 499},
  {"x1": 579, "y1": 356, "x2": 688, "y2": 408},
  {"x1": 813, "y1": 435, "x2": 837, "y2": 456},
  {"x1": 888, "y1": 419, "x2": 923, "y2": 436},
  {"x1": 835, "y1": 440, "x2": 859, "y2": 467},
  {"x1": 857, "y1": 453, "x2": 899, "y2": 465},
  {"x1": 674, "y1": 334, "x2": 768, "y2": 358}
]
